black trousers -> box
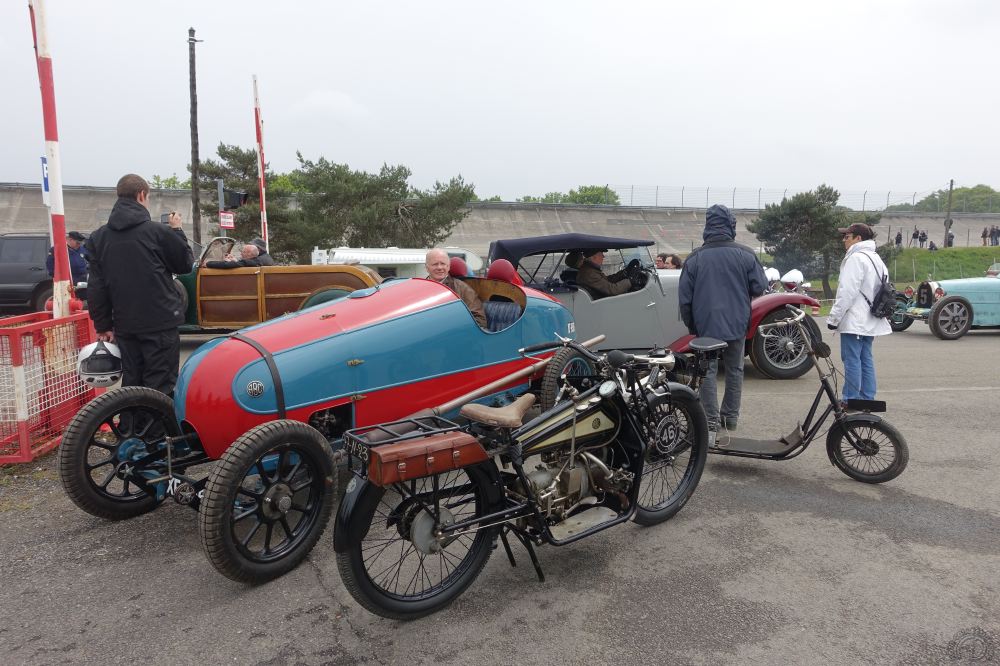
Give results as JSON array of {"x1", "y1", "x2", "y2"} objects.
[{"x1": 116, "y1": 328, "x2": 181, "y2": 396}]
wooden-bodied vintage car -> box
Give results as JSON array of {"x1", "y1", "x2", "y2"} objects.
[{"x1": 176, "y1": 238, "x2": 381, "y2": 331}]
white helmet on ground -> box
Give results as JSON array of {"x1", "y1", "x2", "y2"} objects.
[{"x1": 78, "y1": 340, "x2": 123, "y2": 387}]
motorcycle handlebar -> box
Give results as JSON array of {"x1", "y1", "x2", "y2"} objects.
[
  {"x1": 757, "y1": 306, "x2": 805, "y2": 333},
  {"x1": 518, "y1": 337, "x2": 603, "y2": 363}
]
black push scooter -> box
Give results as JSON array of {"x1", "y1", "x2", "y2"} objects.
[{"x1": 685, "y1": 306, "x2": 908, "y2": 483}]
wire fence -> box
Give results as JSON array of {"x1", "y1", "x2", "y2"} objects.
[{"x1": 601, "y1": 185, "x2": 998, "y2": 213}]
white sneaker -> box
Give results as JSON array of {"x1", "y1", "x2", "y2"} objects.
[{"x1": 708, "y1": 430, "x2": 717, "y2": 447}]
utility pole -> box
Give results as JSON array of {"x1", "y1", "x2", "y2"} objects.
[
  {"x1": 188, "y1": 28, "x2": 203, "y2": 245},
  {"x1": 944, "y1": 179, "x2": 954, "y2": 247}
]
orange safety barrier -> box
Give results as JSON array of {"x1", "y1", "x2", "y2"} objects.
[{"x1": 1, "y1": 312, "x2": 100, "y2": 464}]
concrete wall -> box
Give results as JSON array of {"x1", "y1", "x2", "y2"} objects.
[{"x1": 3, "y1": 183, "x2": 997, "y2": 257}]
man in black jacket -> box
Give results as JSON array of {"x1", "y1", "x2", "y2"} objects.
[
  {"x1": 86, "y1": 174, "x2": 194, "y2": 395},
  {"x1": 679, "y1": 204, "x2": 767, "y2": 434},
  {"x1": 251, "y1": 238, "x2": 275, "y2": 266}
]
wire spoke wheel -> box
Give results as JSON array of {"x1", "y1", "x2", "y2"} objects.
[
  {"x1": 827, "y1": 419, "x2": 908, "y2": 484},
  {"x1": 751, "y1": 311, "x2": 818, "y2": 379},
  {"x1": 337, "y1": 466, "x2": 497, "y2": 620},
  {"x1": 199, "y1": 420, "x2": 336, "y2": 583},
  {"x1": 59, "y1": 387, "x2": 180, "y2": 520},
  {"x1": 540, "y1": 347, "x2": 599, "y2": 410},
  {"x1": 634, "y1": 391, "x2": 708, "y2": 525}
]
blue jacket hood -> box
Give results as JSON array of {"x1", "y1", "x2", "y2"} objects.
[{"x1": 704, "y1": 204, "x2": 737, "y2": 242}]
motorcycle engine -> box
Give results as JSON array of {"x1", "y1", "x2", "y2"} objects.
[{"x1": 515, "y1": 450, "x2": 632, "y2": 523}]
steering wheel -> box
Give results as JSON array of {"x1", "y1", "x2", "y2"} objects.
[{"x1": 630, "y1": 268, "x2": 649, "y2": 290}]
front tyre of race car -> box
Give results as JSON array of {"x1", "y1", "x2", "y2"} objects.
[{"x1": 199, "y1": 420, "x2": 336, "y2": 583}]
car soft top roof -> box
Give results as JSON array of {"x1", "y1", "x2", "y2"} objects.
[{"x1": 489, "y1": 233, "x2": 654, "y2": 266}]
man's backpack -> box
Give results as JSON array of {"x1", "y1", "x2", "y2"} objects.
[{"x1": 860, "y1": 252, "x2": 896, "y2": 320}]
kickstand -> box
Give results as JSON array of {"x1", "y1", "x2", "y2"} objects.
[{"x1": 501, "y1": 526, "x2": 545, "y2": 582}]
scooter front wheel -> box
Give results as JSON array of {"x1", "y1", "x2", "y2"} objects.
[{"x1": 826, "y1": 418, "x2": 908, "y2": 483}]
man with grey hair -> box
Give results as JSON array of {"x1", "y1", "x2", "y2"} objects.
[
  {"x1": 425, "y1": 248, "x2": 486, "y2": 328},
  {"x1": 206, "y1": 243, "x2": 262, "y2": 268}
]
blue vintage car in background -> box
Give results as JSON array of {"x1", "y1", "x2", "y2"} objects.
[{"x1": 904, "y1": 271, "x2": 1000, "y2": 339}]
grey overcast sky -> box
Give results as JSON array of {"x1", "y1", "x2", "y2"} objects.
[{"x1": 2, "y1": 0, "x2": 998, "y2": 202}]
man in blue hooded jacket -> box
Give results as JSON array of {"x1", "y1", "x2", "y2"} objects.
[{"x1": 679, "y1": 204, "x2": 767, "y2": 433}]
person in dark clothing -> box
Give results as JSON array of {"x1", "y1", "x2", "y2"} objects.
[
  {"x1": 206, "y1": 243, "x2": 261, "y2": 268},
  {"x1": 575, "y1": 249, "x2": 635, "y2": 298},
  {"x1": 894, "y1": 230, "x2": 903, "y2": 249},
  {"x1": 982, "y1": 227, "x2": 989, "y2": 247},
  {"x1": 46, "y1": 230, "x2": 89, "y2": 284},
  {"x1": 679, "y1": 204, "x2": 767, "y2": 435},
  {"x1": 910, "y1": 226, "x2": 919, "y2": 248},
  {"x1": 918, "y1": 230, "x2": 927, "y2": 248},
  {"x1": 86, "y1": 174, "x2": 194, "y2": 396},
  {"x1": 251, "y1": 238, "x2": 275, "y2": 266}
]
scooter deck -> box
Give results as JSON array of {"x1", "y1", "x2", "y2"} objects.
[{"x1": 712, "y1": 435, "x2": 799, "y2": 457}]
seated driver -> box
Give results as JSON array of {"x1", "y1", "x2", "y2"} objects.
[
  {"x1": 576, "y1": 249, "x2": 633, "y2": 298},
  {"x1": 425, "y1": 249, "x2": 487, "y2": 328}
]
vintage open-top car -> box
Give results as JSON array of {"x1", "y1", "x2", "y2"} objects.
[
  {"x1": 488, "y1": 233, "x2": 822, "y2": 381},
  {"x1": 59, "y1": 273, "x2": 578, "y2": 582},
  {"x1": 902, "y1": 272, "x2": 1000, "y2": 339}
]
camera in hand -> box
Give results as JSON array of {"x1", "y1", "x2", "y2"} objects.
[{"x1": 160, "y1": 212, "x2": 172, "y2": 224}]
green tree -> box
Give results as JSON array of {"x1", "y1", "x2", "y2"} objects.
[
  {"x1": 886, "y1": 184, "x2": 1000, "y2": 214},
  {"x1": 747, "y1": 184, "x2": 880, "y2": 298},
  {"x1": 517, "y1": 185, "x2": 619, "y2": 205},
  {"x1": 150, "y1": 173, "x2": 191, "y2": 189},
  {"x1": 285, "y1": 155, "x2": 474, "y2": 263},
  {"x1": 195, "y1": 143, "x2": 294, "y2": 256}
]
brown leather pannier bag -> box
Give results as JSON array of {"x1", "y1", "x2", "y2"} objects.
[{"x1": 368, "y1": 431, "x2": 489, "y2": 487}]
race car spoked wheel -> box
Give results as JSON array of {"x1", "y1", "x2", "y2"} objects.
[
  {"x1": 750, "y1": 310, "x2": 819, "y2": 379},
  {"x1": 59, "y1": 387, "x2": 181, "y2": 520},
  {"x1": 539, "y1": 346, "x2": 600, "y2": 410},
  {"x1": 199, "y1": 420, "x2": 336, "y2": 583}
]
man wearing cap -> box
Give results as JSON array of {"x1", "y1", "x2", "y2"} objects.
[
  {"x1": 679, "y1": 204, "x2": 768, "y2": 433},
  {"x1": 46, "y1": 231, "x2": 89, "y2": 284},
  {"x1": 251, "y1": 238, "x2": 275, "y2": 266},
  {"x1": 576, "y1": 249, "x2": 634, "y2": 299},
  {"x1": 827, "y1": 223, "x2": 891, "y2": 404}
]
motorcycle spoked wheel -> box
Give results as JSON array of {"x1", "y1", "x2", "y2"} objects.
[
  {"x1": 59, "y1": 387, "x2": 181, "y2": 520},
  {"x1": 539, "y1": 347, "x2": 600, "y2": 411},
  {"x1": 749, "y1": 310, "x2": 819, "y2": 380},
  {"x1": 336, "y1": 466, "x2": 497, "y2": 620},
  {"x1": 634, "y1": 391, "x2": 709, "y2": 525},
  {"x1": 826, "y1": 419, "x2": 909, "y2": 484},
  {"x1": 199, "y1": 420, "x2": 336, "y2": 583}
]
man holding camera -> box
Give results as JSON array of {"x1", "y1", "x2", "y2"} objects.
[{"x1": 86, "y1": 174, "x2": 194, "y2": 396}]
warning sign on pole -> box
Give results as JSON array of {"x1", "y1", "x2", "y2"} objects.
[{"x1": 219, "y1": 211, "x2": 235, "y2": 229}]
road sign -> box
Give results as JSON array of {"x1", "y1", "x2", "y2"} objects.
[{"x1": 219, "y1": 211, "x2": 235, "y2": 229}]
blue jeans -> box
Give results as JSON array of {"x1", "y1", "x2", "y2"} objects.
[
  {"x1": 840, "y1": 333, "x2": 876, "y2": 401},
  {"x1": 699, "y1": 339, "x2": 745, "y2": 429}
]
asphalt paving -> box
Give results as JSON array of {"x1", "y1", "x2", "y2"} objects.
[{"x1": 1, "y1": 323, "x2": 998, "y2": 665}]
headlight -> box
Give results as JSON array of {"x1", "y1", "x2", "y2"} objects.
[
  {"x1": 934, "y1": 287, "x2": 945, "y2": 299},
  {"x1": 598, "y1": 380, "x2": 617, "y2": 398}
]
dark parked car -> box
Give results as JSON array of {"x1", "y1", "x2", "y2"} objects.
[{"x1": 0, "y1": 233, "x2": 52, "y2": 312}]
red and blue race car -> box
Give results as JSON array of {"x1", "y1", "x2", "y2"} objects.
[{"x1": 59, "y1": 275, "x2": 576, "y2": 582}]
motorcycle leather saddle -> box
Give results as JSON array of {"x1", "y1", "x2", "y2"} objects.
[{"x1": 460, "y1": 393, "x2": 536, "y2": 428}]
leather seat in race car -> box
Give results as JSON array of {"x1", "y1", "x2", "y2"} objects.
[{"x1": 483, "y1": 300, "x2": 521, "y2": 332}]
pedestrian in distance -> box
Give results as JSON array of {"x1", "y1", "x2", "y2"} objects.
[
  {"x1": 86, "y1": 174, "x2": 194, "y2": 396},
  {"x1": 918, "y1": 230, "x2": 927, "y2": 248},
  {"x1": 894, "y1": 230, "x2": 903, "y2": 249},
  {"x1": 46, "y1": 230, "x2": 89, "y2": 284},
  {"x1": 982, "y1": 227, "x2": 989, "y2": 247},
  {"x1": 910, "y1": 225, "x2": 919, "y2": 248},
  {"x1": 679, "y1": 204, "x2": 767, "y2": 435},
  {"x1": 826, "y1": 223, "x2": 891, "y2": 404}
]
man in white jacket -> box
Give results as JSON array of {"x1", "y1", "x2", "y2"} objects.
[{"x1": 827, "y1": 223, "x2": 892, "y2": 402}]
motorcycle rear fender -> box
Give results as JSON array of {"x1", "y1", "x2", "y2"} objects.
[
  {"x1": 332, "y1": 461, "x2": 504, "y2": 553},
  {"x1": 824, "y1": 413, "x2": 883, "y2": 465}
]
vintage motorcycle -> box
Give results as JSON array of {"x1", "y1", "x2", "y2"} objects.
[{"x1": 333, "y1": 339, "x2": 709, "y2": 619}]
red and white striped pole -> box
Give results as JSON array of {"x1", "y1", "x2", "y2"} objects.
[
  {"x1": 28, "y1": 0, "x2": 70, "y2": 318},
  {"x1": 253, "y1": 75, "x2": 269, "y2": 253}
]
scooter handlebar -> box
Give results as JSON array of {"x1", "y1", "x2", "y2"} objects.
[{"x1": 757, "y1": 306, "x2": 805, "y2": 334}]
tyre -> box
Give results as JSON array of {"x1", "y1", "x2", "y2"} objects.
[
  {"x1": 336, "y1": 466, "x2": 497, "y2": 620},
  {"x1": 928, "y1": 296, "x2": 973, "y2": 340},
  {"x1": 198, "y1": 420, "x2": 336, "y2": 583},
  {"x1": 32, "y1": 284, "x2": 53, "y2": 313},
  {"x1": 539, "y1": 346, "x2": 600, "y2": 410},
  {"x1": 58, "y1": 387, "x2": 180, "y2": 520},
  {"x1": 889, "y1": 295, "x2": 914, "y2": 332},
  {"x1": 826, "y1": 418, "x2": 909, "y2": 483},
  {"x1": 749, "y1": 310, "x2": 818, "y2": 380},
  {"x1": 633, "y1": 391, "x2": 709, "y2": 525},
  {"x1": 173, "y1": 278, "x2": 189, "y2": 314}
]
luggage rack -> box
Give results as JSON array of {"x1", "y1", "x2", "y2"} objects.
[{"x1": 343, "y1": 415, "x2": 462, "y2": 464}]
